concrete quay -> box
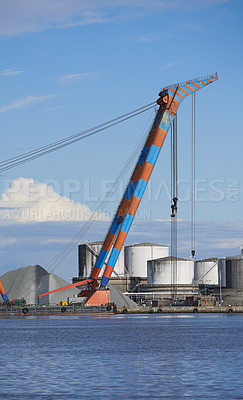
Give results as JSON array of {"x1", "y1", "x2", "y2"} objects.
[{"x1": 116, "y1": 305, "x2": 243, "y2": 314}]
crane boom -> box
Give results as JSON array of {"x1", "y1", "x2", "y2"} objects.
[{"x1": 38, "y1": 278, "x2": 94, "y2": 300}]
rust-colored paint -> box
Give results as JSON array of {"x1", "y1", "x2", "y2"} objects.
[
  {"x1": 191, "y1": 82, "x2": 201, "y2": 89},
  {"x1": 103, "y1": 231, "x2": 116, "y2": 252},
  {"x1": 166, "y1": 95, "x2": 181, "y2": 116},
  {"x1": 178, "y1": 86, "x2": 191, "y2": 95},
  {"x1": 118, "y1": 197, "x2": 130, "y2": 217},
  {"x1": 144, "y1": 132, "x2": 156, "y2": 149},
  {"x1": 129, "y1": 195, "x2": 141, "y2": 217},
  {"x1": 131, "y1": 163, "x2": 143, "y2": 183},
  {"x1": 185, "y1": 84, "x2": 196, "y2": 92},
  {"x1": 38, "y1": 278, "x2": 92, "y2": 299},
  {"x1": 153, "y1": 128, "x2": 167, "y2": 148},
  {"x1": 84, "y1": 289, "x2": 110, "y2": 306},
  {"x1": 0, "y1": 280, "x2": 6, "y2": 296},
  {"x1": 170, "y1": 87, "x2": 185, "y2": 99},
  {"x1": 102, "y1": 264, "x2": 114, "y2": 278},
  {"x1": 114, "y1": 230, "x2": 128, "y2": 250},
  {"x1": 90, "y1": 266, "x2": 103, "y2": 280},
  {"x1": 140, "y1": 161, "x2": 154, "y2": 182}
]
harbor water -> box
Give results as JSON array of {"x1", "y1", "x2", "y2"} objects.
[{"x1": 0, "y1": 314, "x2": 243, "y2": 399}]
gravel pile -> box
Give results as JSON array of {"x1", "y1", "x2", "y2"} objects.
[
  {"x1": 0, "y1": 265, "x2": 80, "y2": 305},
  {"x1": 108, "y1": 284, "x2": 138, "y2": 307},
  {"x1": 0, "y1": 265, "x2": 137, "y2": 307}
]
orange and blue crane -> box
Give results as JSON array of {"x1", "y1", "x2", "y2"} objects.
[{"x1": 38, "y1": 74, "x2": 219, "y2": 306}]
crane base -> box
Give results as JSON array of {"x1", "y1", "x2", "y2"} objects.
[{"x1": 84, "y1": 289, "x2": 110, "y2": 306}]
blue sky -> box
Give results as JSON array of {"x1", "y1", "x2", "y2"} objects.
[{"x1": 0, "y1": 0, "x2": 242, "y2": 281}]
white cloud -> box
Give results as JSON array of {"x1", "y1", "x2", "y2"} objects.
[
  {"x1": 127, "y1": 219, "x2": 243, "y2": 258},
  {"x1": 0, "y1": 68, "x2": 23, "y2": 76},
  {"x1": 206, "y1": 238, "x2": 243, "y2": 250},
  {"x1": 0, "y1": 177, "x2": 109, "y2": 223},
  {"x1": 0, "y1": 0, "x2": 230, "y2": 37},
  {"x1": 162, "y1": 62, "x2": 178, "y2": 69},
  {"x1": 57, "y1": 72, "x2": 100, "y2": 84},
  {"x1": 0, "y1": 94, "x2": 54, "y2": 114}
]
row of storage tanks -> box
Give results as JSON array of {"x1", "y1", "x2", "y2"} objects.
[
  {"x1": 78, "y1": 242, "x2": 243, "y2": 288},
  {"x1": 78, "y1": 241, "x2": 169, "y2": 278}
]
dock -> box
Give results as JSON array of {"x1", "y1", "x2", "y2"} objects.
[{"x1": 1, "y1": 304, "x2": 243, "y2": 317}]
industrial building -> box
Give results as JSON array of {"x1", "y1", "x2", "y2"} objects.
[
  {"x1": 75, "y1": 241, "x2": 169, "y2": 292},
  {"x1": 74, "y1": 242, "x2": 243, "y2": 306}
]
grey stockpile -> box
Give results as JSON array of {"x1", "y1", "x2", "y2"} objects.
[
  {"x1": 0, "y1": 265, "x2": 80, "y2": 305},
  {"x1": 108, "y1": 284, "x2": 138, "y2": 307},
  {"x1": 0, "y1": 265, "x2": 137, "y2": 307}
]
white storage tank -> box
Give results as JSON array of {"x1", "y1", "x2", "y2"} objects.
[
  {"x1": 194, "y1": 258, "x2": 219, "y2": 285},
  {"x1": 125, "y1": 243, "x2": 169, "y2": 278},
  {"x1": 147, "y1": 256, "x2": 194, "y2": 285}
]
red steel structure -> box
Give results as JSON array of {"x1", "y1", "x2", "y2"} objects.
[{"x1": 39, "y1": 74, "x2": 218, "y2": 305}]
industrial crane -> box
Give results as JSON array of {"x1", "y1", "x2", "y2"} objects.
[
  {"x1": 38, "y1": 74, "x2": 219, "y2": 306},
  {"x1": 0, "y1": 279, "x2": 10, "y2": 305}
]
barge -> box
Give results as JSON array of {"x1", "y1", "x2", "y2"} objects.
[{"x1": 0, "y1": 303, "x2": 116, "y2": 317}]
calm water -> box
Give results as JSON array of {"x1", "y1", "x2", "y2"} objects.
[{"x1": 0, "y1": 314, "x2": 243, "y2": 400}]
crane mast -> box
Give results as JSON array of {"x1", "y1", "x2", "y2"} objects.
[{"x1": 38, "y1": 74, "x2": 218, "y2": 305}]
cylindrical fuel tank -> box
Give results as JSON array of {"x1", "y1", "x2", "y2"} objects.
[
  {"x1": 194, "y1": 258, "x2": 219, "y2": 285},
  {"x1": 225, "y1": 257, "x2": 243, "y2": 289},
  {"x1": 147, "y1": 257, "x2": 194, "y2": 285},
  {"x1": 125, "y1": 243, "x2": 169, "y2": 278}
]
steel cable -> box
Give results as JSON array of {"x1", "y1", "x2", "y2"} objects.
[
  {"x1": 191, "y1": 92, "x2": 196, "y2": 258},
  {"x1": 41, "y1": 109, "x2": 157, "y2": 273},
  {"x1": 0, "y1": 102, "x2": 156, "y2": 172}
]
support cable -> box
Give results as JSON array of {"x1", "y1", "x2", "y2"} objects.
[
  {"x1": 191, "y1": 92, "x2": 196, "y2": 258},
  {"x1": 170, "y1": 113, "x2": 178, "y2": 302},
  {"x1": 0, "y1": 102, "x2": 156, "y2": 173},
  {"x1": 41, "y1": 110, "x2": 157, "y2": 273}
]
